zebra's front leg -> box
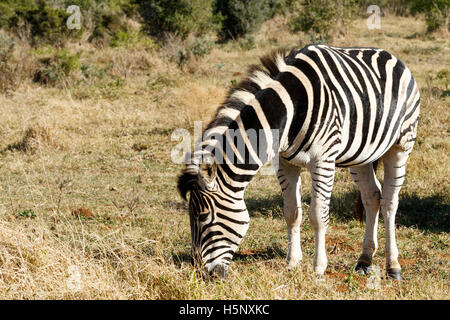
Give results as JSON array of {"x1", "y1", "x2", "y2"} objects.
[
  {"x1": 278, "y1": 157, "x2": 303, "y2": 269},
  {"x1": 309, "y1": 162, "x2": 335, "y2": 275}
]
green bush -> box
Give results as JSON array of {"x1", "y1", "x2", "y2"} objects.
[
  {"x1": 410, "y1": 0, "x2": 449, "y2": 32},
  {"x1": 214, "y1": 0, "x2": 273, "y2": 41},
  {"x1": 358, "y1": 0, "x2": 449, "y2": 32},
  {"x1": 136, "y1": 0, "x2": 219, "y2": 39},
  {"x1": 0, "y1": 0, "x2": 138, "y2": 46},
  {"x1": 238, "y1": 35, "x2": 256, "y2": 50},
  {"x1": 0, "y1": 33, "x2": 16, "y2": 92},
  {"x1": 109, "y1": 29, "x2": 158, "y2": 49},
  {"x1": 189, "y1": 37, "x2": 214, "y2": 57},
  {"x1": 5, "y1": 0, "x2": 77, "y2": 46},
  {"x1": 33, "y1": 49, "x2": 81, "y2": 86},
  {"x1": 60, "y1": 0, "x2": 137, "y2": 46},
  {"x1": 267, "y1": 0, "x2": 296, "y2": 16},
  {"x1": 357, "y1": 0, "x2": 412, "y2": 16},
  {"x1": 289, "y1": 0, "x2": 358, "y2": 41}
]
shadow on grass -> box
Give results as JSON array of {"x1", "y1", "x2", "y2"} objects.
[
  {"x1": 234, "y1": 245, "x2": 285, "y2": 262},
  {"x1": 245, "y1": 189, "x2": 362, "y2": 222},
  {"x1": 171, "y1": 244, "x2": 286, "y2": 268},
  {"x1": 397, "y1": 193, "x2": 450, "y2": 233},
  {"x1": 246, "y1": 194, "x2": 283, "y2": 218},
  {"x1": 245, "y1": 190, "x2": 449, "y2": 233},
  {"x1": 172, "y1": 251, "x2": 192, "y2": 269}
]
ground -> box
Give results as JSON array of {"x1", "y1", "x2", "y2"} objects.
[{"x1": 0, "y1": 15, "x2": 448, "y2": 299}]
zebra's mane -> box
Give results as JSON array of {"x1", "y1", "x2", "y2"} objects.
[
  {"x1": 205, "y1": 47, "x2": 291, "y2": 131},
  {"x1": 178, "y1": 48, "x2": 291, "y2": 200}
]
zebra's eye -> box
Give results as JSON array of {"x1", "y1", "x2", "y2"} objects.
[
  {"x1": 190, "y1": 208, "x2": 209, "y2": 221},
  {"x1": 198, "y1": 211, "x2": 209, "y2": 222},
  {"x1": 189, "y1": 204, "x2": 199, "y2": 218}
]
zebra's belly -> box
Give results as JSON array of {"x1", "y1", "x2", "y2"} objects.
[
  {"x1": 334, "y1": 136, "x2": 398, "y2": 167},
  {"x1": 283, "y1": 134, "x2": 398, "y2": 168}
]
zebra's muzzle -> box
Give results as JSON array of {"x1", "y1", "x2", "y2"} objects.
[{"x1": 208, "y1": 264, "x2": 228, "y2": 278}]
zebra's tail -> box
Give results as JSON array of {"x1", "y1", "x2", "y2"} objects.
[{"x1": 355, "y1": 160, "x2": 379, "y2": 223}]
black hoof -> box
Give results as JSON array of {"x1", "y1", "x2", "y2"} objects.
[
  {"x1": 355, "y1": 262, "x2": 373, "y2": 275},
  {"x1": 387, "y1": 269, "x2": 402, "y2": 280}
]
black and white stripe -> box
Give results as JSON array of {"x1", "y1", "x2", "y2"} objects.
[{"x1": 178, "y1": 44, "x2": 420, "y2": 279}]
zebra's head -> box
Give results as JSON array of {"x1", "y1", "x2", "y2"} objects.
[{"x1": 177, "y1": 159, "x2": 249, "y2": 278}]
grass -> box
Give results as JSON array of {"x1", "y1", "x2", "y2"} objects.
[{"x1": 0, "y1": 15, "x2": 448, "y2": 299}]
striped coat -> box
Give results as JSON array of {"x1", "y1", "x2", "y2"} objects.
[{"x1": 178, "y1": 44, "x2": 420, "y2": 279}]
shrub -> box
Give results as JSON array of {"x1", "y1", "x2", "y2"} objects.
[
  {"x1": 0, "y1": 0, "x2": 138, "y2": 46},
  {"x1": 5, "y1": 0, "x2": 80, "y2": 46},
  {"x1": 289, "y1": 0, "x2": 358, "y2": 41},
  {"x1": 0, "y1": 33, "x2": 16, "y2": 92},
  {"x1": 33, "y1": 49, "x2": 81, "y2": 86},
  {"x1": 267, "y1": 0, "x2": 296, "y2": 17},
  {"x1": 109, "y1": 29, "x2": 158, "y2": 49},
  {"x1": 59, "y1": 0, "x2": 135, "y2": 46},
  {"x1": 136, "y1": 0, "x2": 219, "y2": 39},
  {"x1": 88, "y1": 10, "x2": 128, "y2": 46},
  {"x1": 0, "y1": 1, "x2": 15, "y2": 28},
  {"x1": 357, "y1": 0, "x2": 412, "y2": 16},
  {"x1": 238, "y1": 35, "x2": 256, "y2": 50},
  {"x1": 189, "y1": 37, "x2": 214, "y2": 57},
  {"x1": 214, "y1": 0, "x2": 272, "y2": 41},
  {"x1": 410, "y1": 0, "x2": 449, "y2": 32},
  {"x1": 160, "y1": 34, "x2": 215, "y2": 68}
]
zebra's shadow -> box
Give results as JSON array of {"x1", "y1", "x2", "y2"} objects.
[
  {"x1": 396, "y1": 192, "x2": 450, "y2": 233},
  {"x1": 170, "y1": 245, "x2": 286, "y2": 270},
  {"x1": 245, "y1": 190, "x2": 449, "y2": 233},
  {"x1": 245, "y1": 190, "x2": 362, "y2": 222},
  {"x1": 234, "y1": 245, "x2": 285, "y2": 262},
  {"x1": 171, "y1": 251, "x2": 192, "y2": 269}
]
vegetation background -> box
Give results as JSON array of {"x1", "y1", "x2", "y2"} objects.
[{"x1": 0, "y1": 0, "x2": 448, "y2": 299}]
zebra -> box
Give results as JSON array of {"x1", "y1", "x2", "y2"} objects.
[{"x1": 177, "y1": 44, "x2": 420, "y2": 280}]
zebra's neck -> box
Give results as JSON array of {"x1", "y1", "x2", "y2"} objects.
[{"x1": 194, "y1": 90, "x2": 289, "y2": 197}]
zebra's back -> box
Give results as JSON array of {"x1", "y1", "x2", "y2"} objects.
[{"x1": 279, "y1": 44, "x2": 420, "y2": 167}]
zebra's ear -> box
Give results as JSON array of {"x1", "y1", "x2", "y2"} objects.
[
  {"x1": 177, "y1": 164, "x2": 200, "y2": 200},
  {"x1": 199, "y1": 157, "x2": 217, "y2": 191}
]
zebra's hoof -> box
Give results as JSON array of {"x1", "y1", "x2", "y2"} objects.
[
  {"x1": 355, "y1": 262, "x2": 373, "y2": 275},
  {"x1": 315, "y1": 274, "x2": 326, "y2": 283},
  {"x1": 286, "y1": 258, "x2": 301, "y2": 270},
  {"x1": 387, "y1": 269, "x2": 402, "y2": 280}
]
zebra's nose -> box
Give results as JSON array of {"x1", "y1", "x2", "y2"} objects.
[{"x1": 209, "y1": 264, "x2": 228, "y2": 278}]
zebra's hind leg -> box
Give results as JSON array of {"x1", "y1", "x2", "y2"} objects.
[
  {"x1": 381, "y1": 144, "x2": 412, "y2": 280},
  {"x1": 278, "y1": 157, "x2": 303, "y2": 269},
  {"x1": 309, "y1": 161, "x2": 335, "y2": 275},
  {"x1": 350, "y1": 163, "x2": 382, "y2": 275}
]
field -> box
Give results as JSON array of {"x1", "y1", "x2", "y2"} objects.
[{"x1": 0, "y1": 14, "x2": 448, "y2": 299}]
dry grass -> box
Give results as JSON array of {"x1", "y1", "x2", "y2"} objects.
[{"x1": 0, "y1": 15, "x2": 448, "y2": 299}]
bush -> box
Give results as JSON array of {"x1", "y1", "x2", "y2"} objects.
[
  {"x1": 410, "y1": 0, "x2": 449, "y2": 32},
  {"x1": 33, "y1": 49, "x2": 81, "y2": 86},
  {"x1": 0, "y1": 33, "x2": 17, "y2": 92},
  {"x1": 0, "y1": 0, "x2": 139, "y2": 46},
  {"x1": 109, "y1": 29, "x2": 158, "y2": 49},
  {"x1": 59, "y1": 0, "x2": 137, "y2": 46},
  {"x1": 289, "y1": 0, "x2": 358, "y2": 41},
  {"x1": 267, "y1": 0, "x2": 296, "y2": 17},
  {"x1": 189, "y1": 37, "x2": 214, "y2": 57},
  {"x1": 214, "y1": 0, "x2": 273, "y2": 41},
  {"x1": 5, "y1": 0, "x2": 80, "y2": 46},
  {"x1": 357, "y1": 0, "x2": 412, "y2": 16},
  {"x1": 136, "y1": 0, "x2": 219, "y2": 39},
  {"x1": 358, "y1": 0, "x2": 449, "y2": 32}
]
